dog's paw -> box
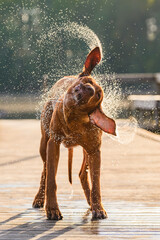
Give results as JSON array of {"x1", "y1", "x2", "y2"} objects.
[
  {"x1": 46, "y1": 206, "x2": 63, "y2": 220},
  {"x1": 32, "y1": 197, "x2": 44, "y2": 208},
  {"x1": 92, "y1": 208, "x2": 107, "y2": 220}
]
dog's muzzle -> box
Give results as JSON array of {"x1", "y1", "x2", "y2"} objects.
[{"x1": 74, "y1": 83, "x2": 95, "y2": 101}]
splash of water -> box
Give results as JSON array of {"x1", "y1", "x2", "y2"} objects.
[
  {"x1": 109, "y1": 117, "x2": 138, "y2": 145},
  {"x1": 96, "y1": 73, "x2": 122, "y2": 119},
  {"x1": 36, "y1": 20, "x2": 103, "y2": 84},
  {"x1": 36, "y1": 20, "x2": 137, "y2": 144},
  {"x1": 98, "y1": 74, "x2": 138, "y2": 144},
  {"x1": 36, "y1": 21, "x2": 104, "y2": 116}
]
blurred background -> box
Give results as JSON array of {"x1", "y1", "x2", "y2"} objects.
[{"x1": 0, "y1": 0, "x2": 160, "y2": 132}]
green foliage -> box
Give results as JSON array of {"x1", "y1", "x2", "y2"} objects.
[{"x1": 0, "y1": 0, "x2": 160, "y2": 93}]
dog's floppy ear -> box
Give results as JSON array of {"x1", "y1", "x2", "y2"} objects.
[
  {"x1": 79, "y1": 47, "x2": 101, "y2": 77},
  {"x1": 89, "y1": 106, "x2": 116, "y2": 136}
]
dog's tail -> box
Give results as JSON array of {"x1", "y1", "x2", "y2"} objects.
[{"x1": 68, "y1": 147, "x2": 73, "y2": 184}]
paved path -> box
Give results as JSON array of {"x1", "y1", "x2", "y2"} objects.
[{"x1": 0, "y1": 120, "x2": 160, "y2": 239}]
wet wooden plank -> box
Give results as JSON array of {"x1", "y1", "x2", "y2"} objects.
[{"x1": 0, "y1": 120, "x2": 160, "y2": 239}]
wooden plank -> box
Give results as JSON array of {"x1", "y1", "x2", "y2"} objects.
[
  {"x1": 0, "y1": 120, "x2": 160, "y2": 239},
  {"x1": 128, "y1": 95, "x2": 160, "y2": 101},
  {"x1": 128, "y1": 95, "x2": 160, "y2": 110}
]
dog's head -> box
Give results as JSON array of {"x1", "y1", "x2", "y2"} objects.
[{"x1": 63, "y1": 47, "x2": 116, "y2": 136}]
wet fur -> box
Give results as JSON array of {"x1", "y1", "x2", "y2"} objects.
[{"x1": 33, "y1": 47, "x2": 116, "y2": 220}]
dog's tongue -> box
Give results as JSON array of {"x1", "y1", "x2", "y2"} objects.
[{"x1": 89, "y1": 108, "x2": 116, "y2": 136}]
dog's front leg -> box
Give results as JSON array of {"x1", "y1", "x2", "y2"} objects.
[
  {"x1": 45, "y1": 138, "x2": 62, "y2": 220},
  {"x1": 88, "y1": 150, "x2": 107, "y2": 219}
]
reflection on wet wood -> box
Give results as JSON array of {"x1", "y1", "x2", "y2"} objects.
[{"x1": 0, "y1": 120, "x2": 160, "y2": 239}]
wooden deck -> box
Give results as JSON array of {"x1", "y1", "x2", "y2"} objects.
[{"x1": 0, "y1": 120, "x2": 160, "y2": 239}]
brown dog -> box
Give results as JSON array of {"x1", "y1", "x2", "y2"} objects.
[{"x1": 33, "y1": 47, "x2": 116, "y2": 220}]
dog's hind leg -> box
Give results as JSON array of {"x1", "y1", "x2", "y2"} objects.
[
  {"x1": 33, "y1": 101, "x2": 53, "y2": 208},
  {"x1": 79, "y1": 149, "x2": 91, "y2": 206},
  {"x1": 32, "y1": 134, "x2": 48, "y2": 208}
]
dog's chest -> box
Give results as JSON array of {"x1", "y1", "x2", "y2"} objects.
[
  {"x1": 62, "y1": 137, "x2": 78, "y2": 148},
  {"x1": 61, "y1": 128, "x2": 85, "y2": 148},
  {"x1": 61, "y1": 124, "x2": 101, "y2": 149}
]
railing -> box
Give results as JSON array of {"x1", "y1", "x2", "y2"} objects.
[
  {"x1": 108, "y1": 73, "x2": 160, "y2": 130},
  {"x1": 103, "y1": 73, "x2": 160, "y2": 96}
]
